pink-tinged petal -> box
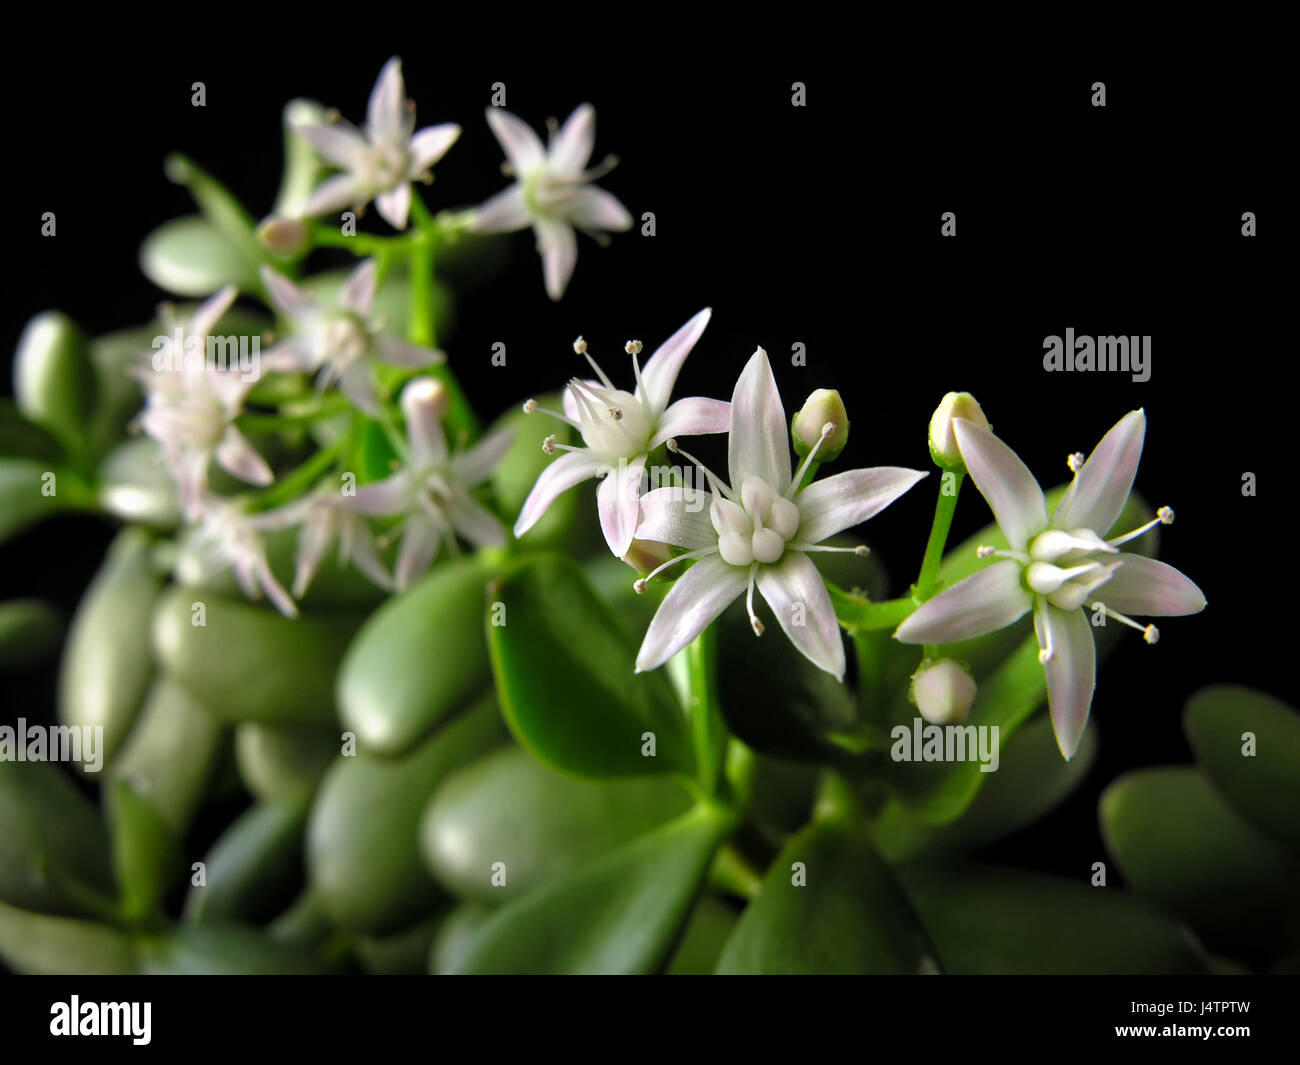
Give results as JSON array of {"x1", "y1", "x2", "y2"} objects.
[
  {"x1": 636, "y1": 554, "x2": 746, "y2": 672},
  {"x1": 340, "y1": 362, "x2": 380, "y2": 416},
  {"x1": 215, "y1": 428, "x2": 272, "y2": 486},
  {"x1": 373, "y1": 334, "x2": 443, "y2": 369},
  {"x1": 395, "y1": 514, "x2": 441, "y2": 591},
  {"x1": 1095, "y1": 553, "x2": 1206, "y2": 616},
  {"x1": 536, "y1": 219, "x2": 577, "y2": 301},
  {"x1": 756, "y1": 552, "x2": 845, "y2": 680},
  {"x1": 259, "y1": 341, "x2": 314, "y2": 374},
  {"x1": 450, "y1": 426, "x2": 514, "y2": 485},
  {"x1": 299, "y1": 173, "x2": 371, "y2": 219},
  {"x1": 728, "y1": 347, "x2": 792, "y2": 493},
  {"x1": 292, "y1": 513, "x2": 335, "y2": 599},
  {"x1": 400, "y1": 378, "x2": 448, "y2": 467},
  {"x1": 340, "y1": 259, "x2": 378, "y2": 317},
  {"x1": 894, "y1": 559, "x2": 1032, "y2": 644},
  {"x1": 514, "y1": 449, "x2": 605, "y2": 537},
  {"x1": 447, "y1": 491, "x2": 507, "y2": 549},
  {"x1": 351, "y1": 472, "x2": 412, "y2": 516},
  {"x1": 366, "y1": 57, "x2": 406, "y2": 141},
  {"x1": 294, "y1": 123, "x2": 370, "y2": 169},
  {"x1": 597, "y1": 456, "x2": 647, "y2": 557},
  {"x1": 635, "y1": 485, "x2": 717, "y2": 550},
  {"x1": 471, "y1": 185, "x2": 531, "y2": 233},
  {"x1": 649, "y1": 397, "x2": 730, "y2": 449},
  {"x1": 189, "y1": 285, "x2": 239, "y2": 340},
  {"x1": 485, "y1": 107, "x2": 546, "y2": 174},
  {"x1": 346, "y1": 522, "x2": 394, "y2": 592},
  {"x1": 375, "y1": 184, "x2": 412, "y2": 231},
  {"x1": 953, "y1": 418, "x2": 1048, "y2": 551},
  {"x1": 408, "y1": 123, "x2": 460, "y2": 173},
  {"x1": 259, "y1": 266, "x2": 313, "y2": 320},
  {"x1": 570, "y1": 185, "x2": 633, "y2": 232},
  {"x1": 562, "y1": 379, "x2": 602, "y2": 422},
  {"x1": 547, "y1": 103, "x2": 595, "y2": 175},
  {"x1": 639, "y1": 308, "x2": 712, "y2": 415},
  {"x1": 1036, "y1": 600, "x2": 1096, "y2": 760},
  {"x1": 1051, "y1": 409, "x2": 1146, "y2": 536},
  {"x1": 796, "y1": 467, "x2": 928, "y2": 545},
  {"x1": 256, "y1": 559, "x2": 299, "y2": 619}
]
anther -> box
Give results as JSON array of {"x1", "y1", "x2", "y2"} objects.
[
  {"x1": 1157, "y1": 506, "x2": 1174, "y2": 525},
  {"x1": 542, "y1": 434, "x2": 557, "y2": 454},
  {"x1": 1144, "y1": 624, "x2": 1160, "y2": 644},
  {"x1": 609, "y1": 408, "x2": 623, "y2": 421},
  {"x1": 625, "y1": 340, "x2": 643, "y2": 355},
  {"x1": 633, "y1": 579, "x2": 647, "y2": 595},
  {"x1": 978, "y1": 545, "x2": 996, "y2": 558},
  {"x1": 1067, "y1": 452, "x2": 1085, "y2": 473},
  {"x1": 522, "y1": 398, "x2": 538, "y2": 414},
  {"x1": 573, "y1": 336, "x2": 588, "y2": 355}
]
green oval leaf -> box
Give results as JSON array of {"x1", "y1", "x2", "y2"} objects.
[
  {"x1": 97, "y1": 438, "x2": 181, "y2": 527},
  {"x1": 666, "y1": 895, "x2": 739, "y2": 975},
  {"x1": 13, "y1": 311, "x2": 95, "y2": 456},
  {"x1": 136, "y1": 924, "x2": 329, "y2": 974},
  {"x1": 234, "y1": 722, "x2": 338, "y2": 803},
  {"x1": 0, "y1": 458, "x2": 78, "y2": 544},
  {"x1": 0, "y1": 598, "x2": 63, "y2": 669},
  {"x1": 0, "y1": 399, "x2": 65, "y2": 463},
  {"x1": 428, "y1": 900, "x2": 496, "y2": 975},
  {"x1": 108, "y1": 779, "x2": 180, "y2": 925},
  {"x1": 488, "y1": 553, "x2": 693, "y2": 778},
  {"x1": 355, "y1": 912, "x2": 445, "y2": 974},
  {"x1": 0, "y1": 899, "x2": 136, "y2": 974},
  {"x1": 139, "y1": 215, "x2": 261, "y2": 297}
]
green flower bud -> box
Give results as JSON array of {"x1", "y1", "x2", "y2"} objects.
[
  {"x1": 928, "y1": 392, "x2": 989, "y2": 470},
  {"x1": 910, "y1": 657, "x2": 977, "y2": 725},
  {"x1": 791, "y1": 389, "x2": 849, "y2": 462}
]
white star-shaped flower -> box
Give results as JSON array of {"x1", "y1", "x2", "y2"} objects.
[
  {"x1": 472, "y1": 103, "x2": 632, "y2": 300},
  {"x1": 176, "y1": 497, "x2": 297, "y2": 618},
  {"x1": 895, "y1": 410, "x2": 1207, "y2": 759},
  {"x1": 295, "y1": 57, "x2": 460, "y2": 230},
  {"x1": 633, "y1": 347, "x2": 927, "y2": 679},
  {"x1": 513, "y1": 309, "x2": 728, "y2": 558}
]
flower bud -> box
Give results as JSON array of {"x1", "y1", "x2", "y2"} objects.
[
  {"x1": 928, "y1": 392, "x2": 989, "y2": 470},
  {"x1": 257, "y1": 216, "x2": 311, "y2": 258},
  {"x1": 910, "y1": 658, "x2": 976, "y2": 725},
  {"x1": 622, "y1": 538, "x2": 677, "y2": 575},
  {"x1": 791, "y1": 389, "x2": 849, "y2": 461}
]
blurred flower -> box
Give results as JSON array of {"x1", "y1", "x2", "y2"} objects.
[
  {"x1": 253, "y1": 488, "x2": 393, "y2": 599},
  {"x1": 895, "y1": 411, "x2": 1207, "y2": 759},
  {"x1": 911, "y1": 658, "x2": 976, "y2": 725},
  {"x1": 350, "y1": 378, "x2": 513, "y2": 590},
  {"x1": 633, "y1": 348, "x2": 926, "y2": 679},
  {"x1": 472, "y1": 103, "x2": 632, "y2": 299},
  {"x1": 132, "y1": 285, "x2": 271, "y2": 517},
  {"x1": 177, "y1": 498, "x2": 297, "y2": 617},
  {"x1": 294, "y1": 57, "x2": 460, "y2": 230},
  {"x1": 514, "y1": 309, "x2": 726, "y2": 557},
  {"x1": 261, "y1": 260, "x2": 443, "y2": 415}
]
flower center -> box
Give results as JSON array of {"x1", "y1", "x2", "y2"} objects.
[
  {"x1": 313, "y1": 311, "x2": 370, "y2": 367},
  {"x1": 713, "y1": 476, "x2": 800, "y2": 567},
  {"x1": 567, "y1": 379, "x2": 652, "y2": 459},
  {"x1": 364, "y1": 137, "x2": 411, "y2": 189}
]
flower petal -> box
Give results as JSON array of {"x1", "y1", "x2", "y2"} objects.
[
  {"x1": 400, "y1": 379, "x2": 448, "y2": 467},
  {"x1": 351, "y1": 472, "x2": 411, "y2": 516},
  {"x1": 339, "y1": 362, "x2": 379, "y2": 415},
  {"x1": 1036, "y1": 600, "x2": 1096, "y2": 760},
  {"x1": 471, "y1": 185, "x2": 531, "y2": 233},
  {"x1": 375, "y1": 184, "x2": 412, "y2": 231},
  {"x1": 635, "y1": 554, "x2": 746, "y2": 672},
  {"x1": 634, "y1": 485, "x2": 717, "y2": 550},
  {"x1": 1095, "y1": 553, "x2": 1206, "y2": 616},
  {"x1": 536, "y1": 219, "x2": 577, "y2": 301},
  {"x1": 408, "y1": 123, "x2": 461, "y2": 174},
  {"x1": 395, "y1": 514, "x2": 441, "y2": 591},
  {"x1": 346, "y1": 521, "x2": 394, "y2": 592},
  {"x1": 1051, "y1": 409, "x2": 1146, "y2": 535},
  {"x1": 372, "y1": 334, "x2": 443, "y2": 369},
  {"x1": 639, "y1": 308, "x2": 712, "y2": 416},
  {"x1": 953, "y1": 418, "x2": 1048, "y2": 551},
  {"x1": 597, "y1": 456, "x2": 647, "y2": 557},
  {"x1": 514, "y1": 449, "x2": 604, "y2": 538},
  {"x1": 188, "y1": 285, "x2": 239, "y2": 341},
  {"x1": 756, "y1": 552, "x2": 845, "y2": 679},
  {"x1": 894, "y1": 559, "x2": 1032, "y2": 644},
  {"x1": 450, "y1": 426, "x2": 514, "y2": 485},
  {"x1": 570, "y1": 185, "x2": 632, "y2": 232},
  {"x1": 795, "y1": 467, "x2": 928, "y2": 545},
  {"x1": 366, "y1": 57, "x2": 406, "y2": 141},
  {"x1": 299, "y1": 173, "x2": 370, "y2": 219},
  {"x1": 485, "y1": 107, "x2": 546, "y2": 174},
  {"x1": 727, "y1": 347, "x2": 792, "y2": 493},
  {"x1": 447, "y1": 491, "x2": 507, "y2": 549},
  {"x1": 294, "y1": 123, "x2": 370, "y2": 170},
  {"x1": 649, "y1": 396, "x2": 730, "y2": 449},
  {"x1": 340, "y1": 259, "x2": 378, "y2": 317},
  {"x1": 260, "y1": 266, "x2": 313, "y2": 320},
  {"x1": 547, "y1": 103, "x2": 595, "y2": 175},
  {"x1": 214, "y1": 428, "x2": 272, "y2": 486}
]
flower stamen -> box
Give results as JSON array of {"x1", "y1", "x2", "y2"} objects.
[
  {"x1": 1108, "y1": 506, "x2": 1175, "y2": 548},
  {"x1": 746, "y1": 562, "x2": 764, "y2": 635},
  {"x1": 633, "y1": 546, "x2": 716, "y2": 592},
  {"x1": 666, "y1": 439, "x2": 736, "y2": 502}
]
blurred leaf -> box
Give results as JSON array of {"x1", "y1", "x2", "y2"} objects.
[
  {"x1": 900, "y1": 861, "x2": 1210, "y2": 974},
  {"x1": 421, "y1": 745, "x2": 692, "y2": 903},
  {"x1": 108, "y1": 779, "x2": 180, "y2": 925},
  {"x1": 136, "y1": 924, "x2": 329, "y2": 974},
  {"x1": 428, "y1": 900, "x2": 496, "y2": 975},
  {"x1": 1100, "y1": 766, "x2": 1300, "y2": 964},
  {"x1": 338, "y1": 556, "x2": 494, "y2": 755},
  {"x1": 666, "y1": 895, "x2": 739, "y2": 975},
  {"x1": 58, "y1": 527, "x2": 162, "y2": 768},
  {"x1": 12, "y1": 311, "x2": 95, "y2": 460},
  {"x1": 490, "y1": 393, "x2": 580, "y2": 549},
  {"x1": 0, "y1": 900, "x2": 136, "y2": 974},
  {"x1": 306, "y1": 696, "x2": 503, "y2": 934},
  {"x1": 0, "y1": 598, "x2": 63, "y2": 669},
  {"x1": 235, "y1": 722, "x2": 338, "y2": 803},
  {"x1": 272, "y1": 99, "x2": 329, "y2": 217},
  {"x1": 488, "y1": 553, "x2": 694, "y2": 778},
  {"x1": 0, "y1": 399, "x2": 65, "y2": 463},
  {"x1": 139, "y1": 215, "x2": 261, "y2": 296},
  {"x1": 163, "y1": 154, "x2": 266, "y2": 278},
  {"x1": 0, "y1": 458, "x2": 79, "y2": 544},
  {"x1": 455, "y1": 804, "x2": 730, "y2": 974},
  {"x1": 1184, "y1": 685, "x2": 1300, "y2": 854},
  {"x1": 97, "y1": 438, "x2": 180, "y2": 527},
  {"x1": 355, "y1": 912, "x2": 445, "y2": 975}
]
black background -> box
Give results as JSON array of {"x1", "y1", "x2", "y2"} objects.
[{"x1": 2, "y1": 39, "x2": 1292, "y2": 889}]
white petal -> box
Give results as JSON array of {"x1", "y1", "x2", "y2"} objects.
[
  {"x1": 1036, "y1": 600, "x2": 1096, "y2": 760},
  {"x1": 408, "y1": 123, "x2": 460, "y2": 173},
  {"x1": 756, "y1": 552, "x2": 845, "y2": 679},
  {"x1": 562, "y1": 378, "x2": 602, "y2": 423},
  {"x1": 259, "y1": 266, "x2": 313, "y2": 320},
  {"x1": 1095, "y1": 553, "x2": 1206, "y2": 616},
  {"x1": 547, "y1": 103, "x2": 595, "y2": 174},
  {"x1": 471, "y1": 185, "x2": 532, "y2": 233},
  {"x1": 569, "y1": 185, "x2": 633, "y2": 232},
  {"x1": 450, "y1": 426, "x2": 514, "y2": 485},
  {"x1": 400, "y1": 379, "x2": 448, "y2": 467},
  {"x1": 635, "y1": 485, "x2": 717, "y2": 550},
  {"x1": 649, "y1": 397, "x2": 730, "y2": 449},
  {"x1": 514, "y1": 449, "x2": 604, "y2": 538},
  {"x1": 953, "y1": 418, "x2": 1047, "y2": 551},
  {"x1": 188, "y1": 285, "x2": 239, "y2": 340},
  {"x1": 256, "y1": 559, "x2": 299, "y2": 618},
  {"x1": 597, "y1": 456, "x2": 647, "y2": 557},
  {"x1": 447, "y1": 491, "x2": 507, "y2": 549},
  {"x1": 351, "y1": 472, "x2": 411, "y2": 516},
  {"x1": 636, "y1": 555, "x2": 746, "y2": 672},
  {"x1": 727, "y1": 348, "x2": 792, "y2": 493},
  {"x1": 373, "y1": 334, "x2": 443, "y2": 369},
  {"x1": 300, "y1": 173, "x2": 371, "y2": 219},
  {"x1": 894, "y1": 559, "x2": 1032, "y2": 644},
  {"x1": 294, "y1": 123, "x2": 370, "y2": 169},
  {"x1": 366, "y1": 57, "x2": 406, "y2": 141},
  {"x1": 795, "y1": 467, "x2": 928, "y2": 545},
  {"x1": 339, "y1": 259, "x2": 378, "y2": 317},
  {"x1": 395, "y1": 515, "x2": 441, "y2": 591},
  {"x1": 339, "y1": 362, "x2": 380, "y2": 416},
  {"x1": 1052, "y1": 409, "x2": 1146, "y2": 535},
  {"x1": 536, "y1": 219, "x2": 577, "y2": 301},
  {"x1": 375, "y1": 184, "x2": 412, "y2": 231},
  {"x1": 214, "y1": 429, "x2": 272, "y2": 486},
  {"x1": 639, "y1": 308, "x2": 712, "y2": 416},
  {"x1": 485, "y1": 107, "x2": 546, "y2": 174},
  {"x1": 292, "y1": 515, "x2": 335, "y2": 598},
  {"x1": 346, "y1": 521, "x2": 394, "y2": 592}
]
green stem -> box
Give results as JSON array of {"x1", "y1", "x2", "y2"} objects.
[
  {"x1": 686, "y1": 626, "x2": 727, "y2": 796},
  {"x1": 828, "y1": 582, "x2": 916, "y2": 633},
  {"x1": 915, "y1": 470, "x2": 964, "y2": 600},
  {"x1": 308, "y1": 224, "x2": 414, "y2": 256},
  {"x1": 248, "y1": 436, "x2": 347, "y2": 511}
]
